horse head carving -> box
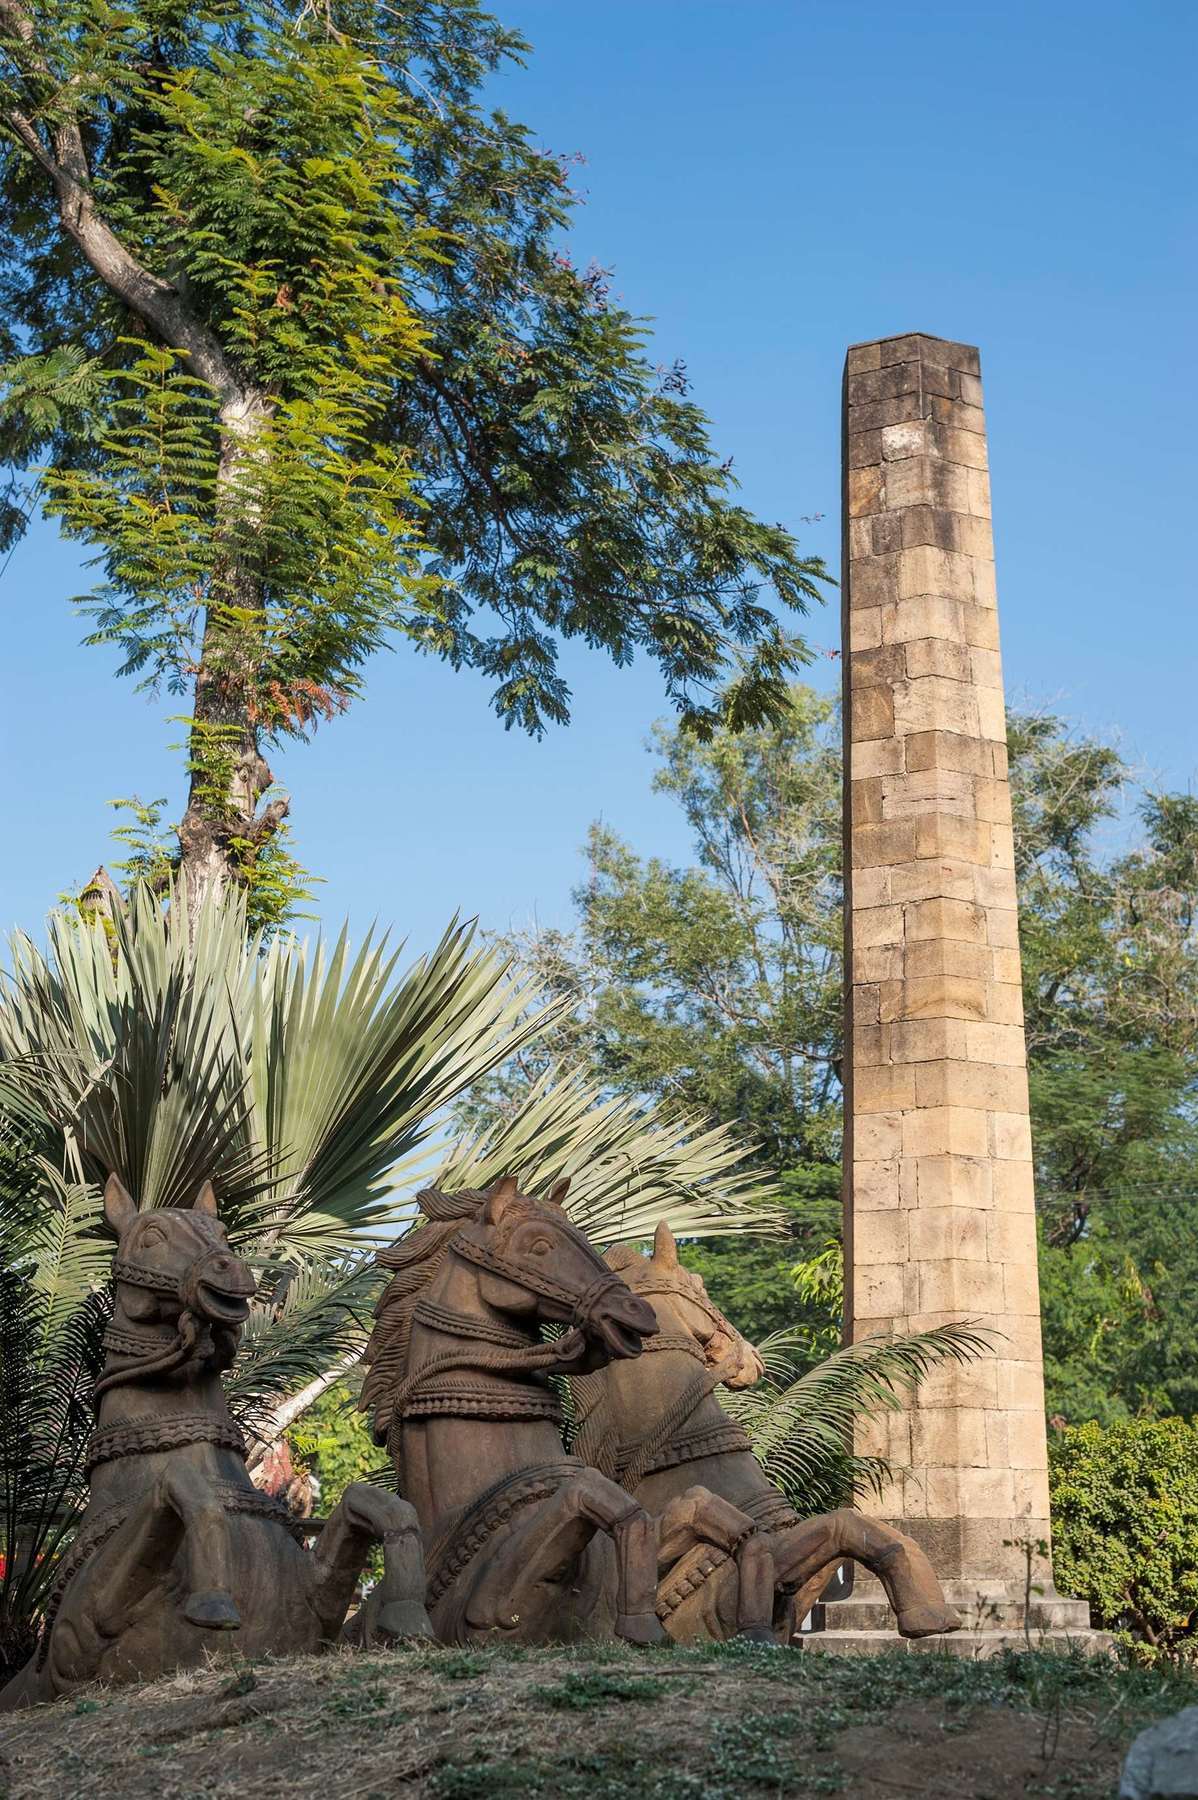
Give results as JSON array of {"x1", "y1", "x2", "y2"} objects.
[
  {"x1": 607, "y1": 1220, "x2": 764, "y2": 1391},
  {"x1": 97, "y1": 1175, "x2": 258, "y2": 1398}
]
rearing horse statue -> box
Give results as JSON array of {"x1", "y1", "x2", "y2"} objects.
[
  {"x1": 361, "y1": 1175, "x2": 675, "y2": 1646},
  {"x1": 570, "y1": 1222, "x2": 962, "y2": 1645},
  {"x1": 1, "y1": 1176, "x2": 431, "y2": 1710}
]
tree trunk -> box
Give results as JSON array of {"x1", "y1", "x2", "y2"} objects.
[{"x1": 176, "y1": 390, "x2": 289, "y2": 928}]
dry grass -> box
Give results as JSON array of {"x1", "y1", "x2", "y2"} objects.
[{"x1": 1, "y1": 1638, "x2": 1192, "y2": 1800}]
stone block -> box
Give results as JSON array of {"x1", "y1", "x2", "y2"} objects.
[
  {"x1": 847, "y1": 464, "x2": 883, "y2": 516},
  {"x1": 850, "y1": 552, "x2": 898, "y2": 609},
  {"x1": 915, "y1": 1058, "x2": 1029, "y2": 1113},
  {"x1": 856, "y1": 1062, "x2": 919, "y2": 1112},
  {"x1": 901, "y1": 973, "x2": 988, "y2": 1020},
  {"x1": 848, "y1": 428, "x2": 882, "y2": 468},
  {"x1": 915, "y1": 1155, "x2": 993, "y2": 1209},
  {"x1": 846, "y1": 342, "x2": 882, "y2": 374},
  {"x1": 938, "y1": 425, "x2": 988, "y2": 469},
  {"x1": 854, "y1": 1112, "x2": 903, "y2": 1160},
  {"x1": 990, "y1": 1112, "x2": 1034, "y2": 1162},
  {"x1": 852, "y1": 903, "x2": 905, "y2": 949},
  {"x1": 889, "y1": 859, "x2": 981, "y2": 905},
  {"x1": 904, "y1": 731, "x2": 993, "y2": 776},
  {"x1": 900, "y1": 505, "x2": 960, "y2": 552},
  {"x1": 848, "y1": 516, "x2": 874, "y2": 559},
  {"x1": 848, "y1": 605, "x2": 883, "y2": 651},
  {"x1": 958, "y1": 372, "x2": 984, "y2": 406},
  {"x1": 888, "y1": 1017, "x2": 970, "y2": 1063},
  {"x1": 905, "y1": 937, "x2": 991, "y2": 980},
  {"x1": 989, "y1": 945, "x2": 1022, "y2": 984},
  {"x1": 852, "y1": 642, "x2": 907, "y2": 687},
  {"x1": 987, "y1": 1209, "x2": 1038, "y2": 1264},
  {"x1": 870, "y1": 511, "x2": 903, "y2": 555},
  {"x1": 851, "y1": 735, "x2": 906, "y2": 777},
  {"x1": 904, "y1": 636, "x2": 972, "y2": 682},
  {"x1": 880, "y1": 594, "x2": 965, "y2": 646},
  {"x1": 851, "y1": 392, "x2": 924, "y2": 433},
  {"x1": 854, "y1": 1210, "x2": 908, "y2": 1264},
  {"x1": 905, "y1": 896, "x2": 988, "y2": 944},
  {"x1": 850, "y1": 684, "x2": 895, "y2": 742},
  {"x1": 852, "y1": 818, "x2": 916, "y2": 868},
  {"x1": 963, "y1": 1020, "x2": 1027, "y2": 1066},
  {"x1": 914, "y1": 813, "x2": 992, "y2": 865},
  {"x1": 917, "y1": 1256, "x2": 1006, "y2": 1313},
  {"x1": 968, "y1": 468, "x2": 992, "y2": 515},
  {"x1": 855, "y1": 943, "x2": 905, "y2": 983},
  {"x1": 953, "y1": 511, "x2": 994, "y2": 557},
  {"x1": 850, "y1": 776, "x2": 884, "y2": 825},
  {"x1": 976, "y1": 684, "x2": 1007, "y2": 742},
  {"x1": 852, "y1": 1025, "x2": 885, "y2": 1067},
  {"x1": 882, "y1": 420, "x2": 933, "y2": 461},
  {"x1": 960, "y1": 601, "x2": 1002, "y2": 650},
  {"x1": 973, "y1": 775, "x2": 1013, "y2": 824},
  {"x1": 893, "y1": 676, "x2": 980, "y2": 739},
  {"x1": 852, "y1": 865, "x2": 893, "y2": 908},
  {"x1": 852, "y1": 982, "x2": 881, "y2": 1024},
  {"x1": 972, "y1": 558, "x2": 998, "y2": 606},
  {"x1": 898, "y1": 544, "x2": 975, "y2": 601},
  {"x1": 1003, "y1": 1256, "x2": 1043, "y2": 1315},
  {"x1": 930, "y1": 395, "x2": 987, "y2": 435},
  {"x1": 901, "y1": 1106, "x2": 989, "y2": 1158},
  {"x1": 855, "y1": 1263, "x2": 906, "y2": 1318},
  {"x1": 969, "y1": 647, "x2": 1004, "y2": 689},
  {"x1": 907, "y1": 1207, "x2": 988, "y2": 1263},
  {"x1": 986, "y1": 907, "x2": 1021, "y2": 949},
  {"x1": 984, "y1": 979, "x2": 1024, "y2": 1026}
]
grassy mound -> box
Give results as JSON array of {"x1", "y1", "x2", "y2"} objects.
[{"x1": 2, "y1": 1639, "x2": 1194, "y2": 1799}]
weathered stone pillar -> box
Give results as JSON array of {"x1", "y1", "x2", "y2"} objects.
[{"x1": 823, "y1": 332, "x2": 1096, "y2": 1650}]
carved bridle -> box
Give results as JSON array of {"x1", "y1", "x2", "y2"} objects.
[
  {"x1": 382, "y1": 1222, "x2": 636, "y2": 1435},
  {"x1": 94, "y1": 1246, "x2": 247, "y2": 1403}
]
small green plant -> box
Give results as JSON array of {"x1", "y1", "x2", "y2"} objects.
[{"x1": 1049, "y1": 1417, "x2": 1198, "y2": 1662}]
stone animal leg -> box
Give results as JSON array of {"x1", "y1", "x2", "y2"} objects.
[
  {"x1": 467, "y1": 1471, "x2": 665, "y2": 1646},
  {"x1": 656, "y1": 1486, "x2": 775, "y2": 1642},
  {"x1": 774, "y1": 1508, "x2": 960, "y2": 1639},
  {"x1": 44, "y1": 1469, "x2": 239, "y2": 1693},
  {"x1": 311, "y1": 1483, "x2": 432, "y2": 1645}
]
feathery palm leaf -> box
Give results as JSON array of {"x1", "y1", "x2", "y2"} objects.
[
  {"x1": 722, "y1": 1322, "x2": 994, "y2": 1515},
  {"x1": 429, "y1": 1063, "x2": 784, "y2": 1244}
]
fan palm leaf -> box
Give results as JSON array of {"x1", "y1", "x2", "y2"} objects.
[{"x1": 429, "y1": 1063, "x2": 784, "y2": 1244}]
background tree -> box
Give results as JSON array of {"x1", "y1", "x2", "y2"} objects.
[
  {"x1": 0, "y1": 0, "x2": 826, "y2": 926},
  {"x1": 466, "y1": 691, "x2": 1198, "y2": 1411}
]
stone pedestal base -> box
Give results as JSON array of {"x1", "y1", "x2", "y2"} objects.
[{"x1": 802, "y1": 1578, "x2": 1111, "y2": 1659}]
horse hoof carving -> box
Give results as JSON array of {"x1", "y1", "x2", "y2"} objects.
[{"x1": 183, "y1": 1589, "x2": 241, "y2": 1631}]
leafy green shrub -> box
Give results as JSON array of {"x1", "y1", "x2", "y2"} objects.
[
  {"x1": 288, "y1": 1385, "x2": 383, "y2": 1513},
  {"x1": 1049, "y1": 1417, "x2": 1198, "y2": 1662}
]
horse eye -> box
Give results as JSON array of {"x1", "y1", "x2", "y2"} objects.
[
  {"x1": 529, "y1": 1238, "x2": 551, "y2": 1255},
  {"x1": 141, "y1": 1225, "x2": 165, "y2": 1246}
]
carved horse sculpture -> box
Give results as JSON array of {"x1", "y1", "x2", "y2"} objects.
[
  {"x1": 1, "y1": 1176, "x2": 431, "y2": 1710},
  {"x1": 361, "y1": 1175, "x2": 692, "y2": 1646},
  {"x1": 570, "y1": 1222, "x2": 962, "y2": 1645}
]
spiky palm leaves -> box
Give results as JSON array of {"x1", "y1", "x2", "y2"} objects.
[
  {"x1": 429, "y1": 1064, "x2": 783, "y2": 1245},
  {"x1": 0, "y1": 885, "x2": 784, "y2": 1657},
  {"x1": 721, "y1": 1322, "x2": 994, "y2": 1515},
  {"x1": 0, "y1": 1150, "x2": 109, "y2": 1677}
]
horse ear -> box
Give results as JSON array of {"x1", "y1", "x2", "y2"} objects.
[
  {"x1": 546, "y1": 1177, "x2": 570, "y2": 1209},
  {"x1": 103, "y1": 1173, "x2": 137, "y2": 1237},
  {"x1": 653, "y1": 1219, "x2": 679, "y2": 1268},
  {"x1": 193, "y1": 1179, "x2": 218, "y2": 1216},
  {"x1": 483, "y1": 1174, "x2": 520, "y2": 1225}
]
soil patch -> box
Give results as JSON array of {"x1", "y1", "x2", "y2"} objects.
[{"x1": 1, "y1": 1640, "x2": 1190, "y2": 1799}]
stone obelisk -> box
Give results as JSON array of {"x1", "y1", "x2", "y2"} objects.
[{"x1": 824, "y1": 333, "x2": 1095, "y2": 1649}]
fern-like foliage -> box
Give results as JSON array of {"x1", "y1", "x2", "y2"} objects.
[
  {"x1": 722, "y1": 1323, "x2": 995, "y2": 1516},
  {"x1": 0, "y1": 1147, "x2": 110, "y2": 1680}
]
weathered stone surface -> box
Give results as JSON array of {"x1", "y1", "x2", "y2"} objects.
[
  {"x1": 1120, "y1": 1707, "x2": 1198, "y2": 1799},
  {"x1": 838, "y1": 333, "x2": 1099, "y2": 1652}
]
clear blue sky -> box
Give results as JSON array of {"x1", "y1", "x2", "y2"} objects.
[{"x1": 2, "y1": 0, "x2": 1194, "y2": 950}]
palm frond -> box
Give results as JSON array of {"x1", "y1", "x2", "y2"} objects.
[
  {"x1": 723, "y1": 1323, "x2": 995, "y2": 1514},
  {"x1": 429, "y1": 1063, "x2": 784, "y2": 1243}
]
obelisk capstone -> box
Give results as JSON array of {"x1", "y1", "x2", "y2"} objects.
[{"x1": 830, "y1": 333, "x2": 1095, "y2": 1646}]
